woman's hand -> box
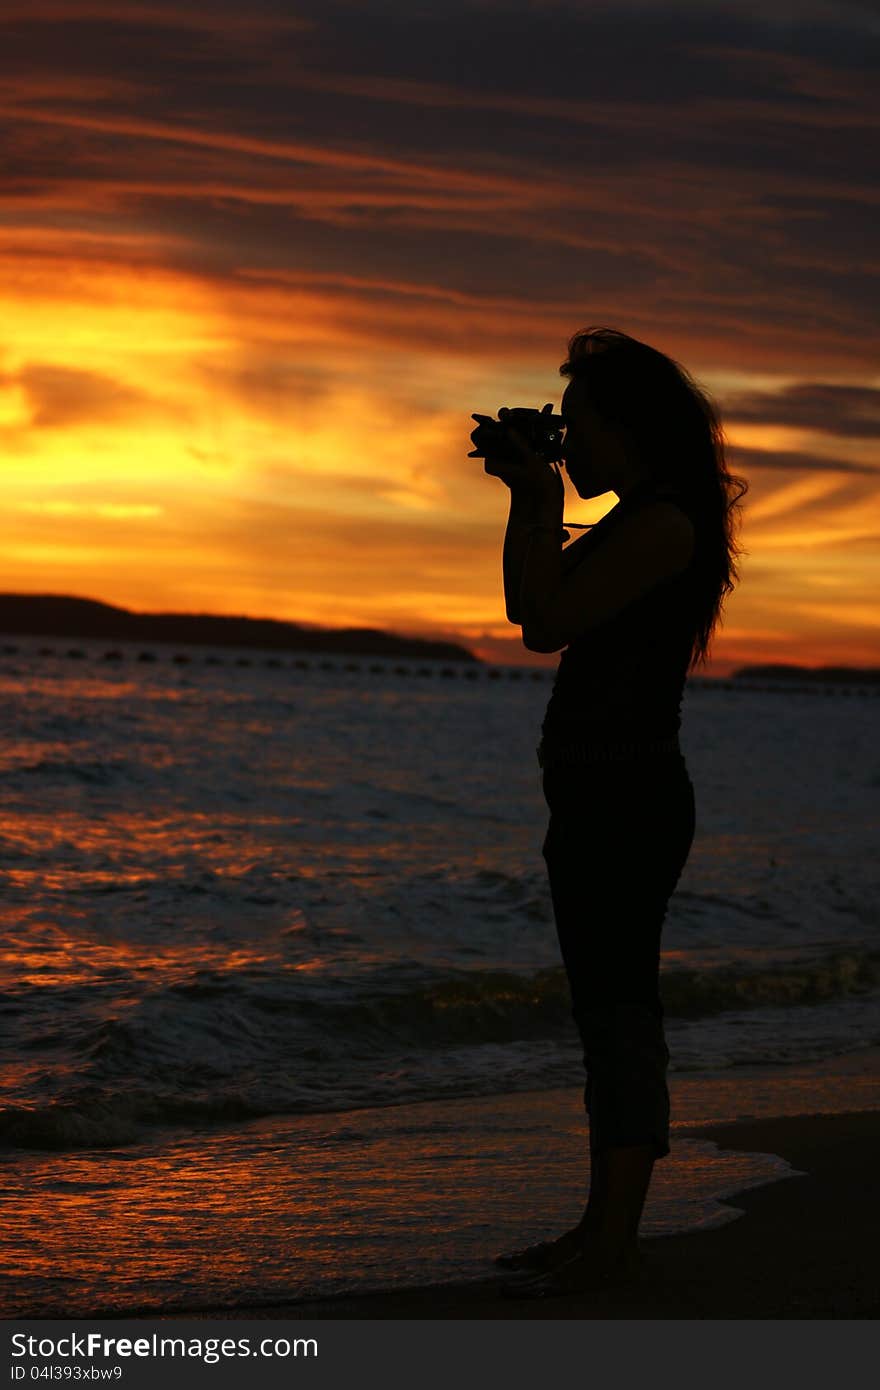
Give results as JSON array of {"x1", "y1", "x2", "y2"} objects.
[
  {"x1": 478, "y1": 405, "x2": 558, "y2": 511},
  {"x1": 487, "y1": 408, "x2": 565, "y2": 519}
]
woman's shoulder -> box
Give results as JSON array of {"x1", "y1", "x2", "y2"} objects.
[
  {"x1": 628, "y1": 487, "x2": 697, "y2": 551},
  {"x1": 561, "y1": 487, "x2": 694, "y2": 576},
  {"x1": 617, "y1": 483, "x2": 696, "y2": 537},
  {"x1": 623, "y1": 480, "x2": 692, "y2": 512}
]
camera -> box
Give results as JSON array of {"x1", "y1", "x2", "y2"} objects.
[{"x1": 468, "y1": 403, "x2": 565, "y2": 466}]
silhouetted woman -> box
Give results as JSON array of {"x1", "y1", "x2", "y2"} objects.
[{"x1": 484, "y1": 327, "x2": 747, "y2": 1297}]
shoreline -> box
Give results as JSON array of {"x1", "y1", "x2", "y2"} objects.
[
  {"x1": 8, "y1": 1055, "x2": 879, "y2": 1322},
  {"x1": 170, "y1": 1108, "x2": 878, "y2": 1321}
]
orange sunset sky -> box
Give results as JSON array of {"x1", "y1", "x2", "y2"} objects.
[{"x1": 1, "y1": 0, "x2": 878, "y2": 672}]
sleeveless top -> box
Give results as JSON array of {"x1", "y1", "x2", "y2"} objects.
[{"x1": 537, "y1": 481, "x2": 698, "y2": 768}]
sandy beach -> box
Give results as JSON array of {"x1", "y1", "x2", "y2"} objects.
[{"x1": 180, "y1": 1108, "x2": 879, "y2": 1320}]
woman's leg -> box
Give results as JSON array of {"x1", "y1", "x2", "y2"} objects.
[
  {"x1": 559, "y1": 1003, "x2": 670, "y2": 1273},
  {"x1": 542, "y1": 758, "x2": 695, "y2": 1261},
  {"x1": 585, "y1": 1144, "x2": 654, "y2": 1270},
  {"x1": 497, "y1": 757, "x2": 695, "y2": 1280}
]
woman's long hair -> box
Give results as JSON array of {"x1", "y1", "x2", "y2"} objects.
[{"x1": 559, "y1": 326, "x2": 749, "y2": 672}]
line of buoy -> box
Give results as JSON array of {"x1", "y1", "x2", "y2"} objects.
[
  {"x1": 0, "y1": 643, "x2": 558, "y2": 680},
  {"x1": 2, "y1": 644, "x2": 878, "y2": 694},
  {"x1": 687, "y1": 680, "x2": 878, "y2": 697}
]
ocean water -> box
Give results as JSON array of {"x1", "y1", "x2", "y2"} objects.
[{"x1": 1, "y1": 643, "x2": 878, "y2": 1313}]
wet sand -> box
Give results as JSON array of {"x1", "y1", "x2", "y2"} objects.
[{"x1": 183, "y1": 1109, "x2": 879, "y2": 1320}]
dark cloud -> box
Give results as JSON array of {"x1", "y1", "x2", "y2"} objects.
[
  {"x1": 726, "y1": 384, "x2": 880, "y2": 440},
  {"x1": 1, "y1": 0, "x2": 876, "y2": 374},
  {"x1": 4, "y1": 363, "x2": 168, "y2": 428},
  {"x1": 2, "y1": 3, "x2": 876, "y2": 474},
  {"x1": 728, "y1": 443, "x2": 878, "y2": 475}
]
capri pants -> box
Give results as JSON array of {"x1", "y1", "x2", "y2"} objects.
[{"x1": 541, "y1": 750, "x2": 696, "y2": 1160}]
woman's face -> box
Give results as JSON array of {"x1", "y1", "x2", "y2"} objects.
[{"x1": 560, "y1": 381, "x2": 628, "y2": 500}]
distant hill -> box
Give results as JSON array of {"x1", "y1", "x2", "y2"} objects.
[
  {"x1": 0, "y1": 594, "x2": 479, "y2": 663},
  {"x1": 733, "y1": 663, "x2": 880, "y2": 684}
]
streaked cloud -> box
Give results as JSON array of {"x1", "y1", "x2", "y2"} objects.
[
  {"x1": 727, "y1": 384, "x2": 880, "y2": 439},
  {"x1": 2, "y1": 363, "x2": 163, "y2": 429},
  {"x1": 729, "y1": 445, "x2": 877, "y2": 476}
]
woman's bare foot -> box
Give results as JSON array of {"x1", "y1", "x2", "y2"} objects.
[
  {"x1": 494, "y1": 1221, "x2": 585, "y2": 1272},
  {"x1": 501, "y1": 1240, "x2": 643, "y2": 1299}
]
